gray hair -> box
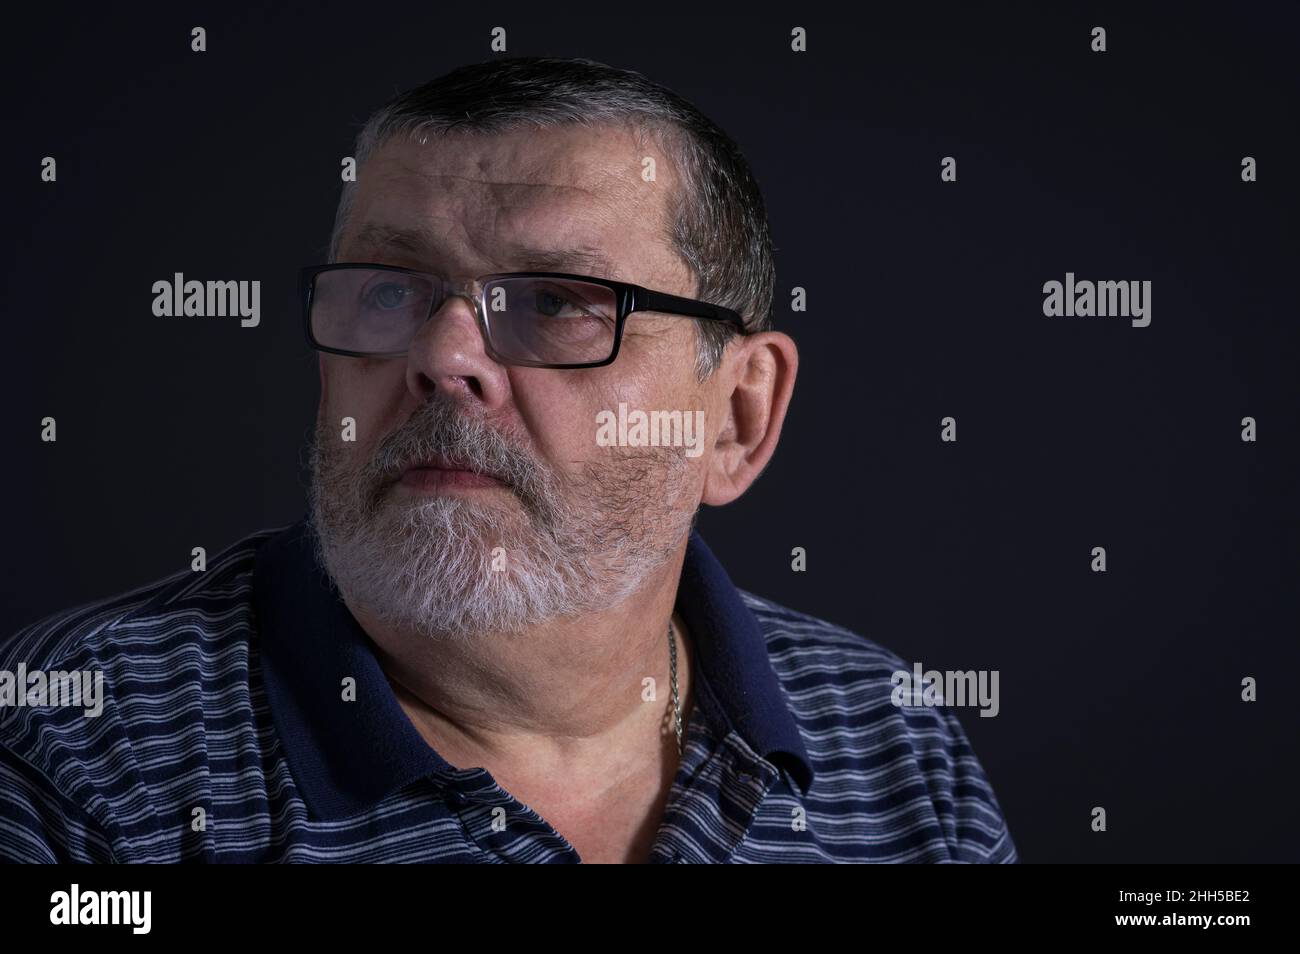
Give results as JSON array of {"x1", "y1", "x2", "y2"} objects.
[{"x1": 327, "y1": 56, "x2": 776, "y2": 378}]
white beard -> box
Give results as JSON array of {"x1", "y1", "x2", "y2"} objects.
[{"x1": 306, "y1": 398, "x2": 694, "y2": 641}]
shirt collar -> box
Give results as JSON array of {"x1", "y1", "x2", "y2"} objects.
[{"x1": 253, "y1": 518, "x2": 813, "y2": 821}]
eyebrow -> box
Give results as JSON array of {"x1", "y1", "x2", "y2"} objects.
[{"x1": 349, "y1": 223, "x2": 621, "y2": 280}]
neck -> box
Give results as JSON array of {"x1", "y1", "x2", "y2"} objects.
[{"x1": 345, "y1": 539, "x2": 694, "y2": 783}]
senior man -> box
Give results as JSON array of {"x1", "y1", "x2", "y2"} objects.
[{"x1": 0, "y1": 57, "x2": 1016, "y2": 863}]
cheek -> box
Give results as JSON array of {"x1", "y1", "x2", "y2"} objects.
[
  {"x1": 508, "y1": 355, "x2": 704, "y2": 480},
  {"x1": 318, "y1": 355, "x2": 330, "y2": 405},
  {"x1": 510, "y1": 371, "x2": 609, "y2": 474},
  {"x1": 319, "y1": 360, "x2": 406, "y2": 448},
  {"x1": 318, "y1": 361, "x2": 337, "y2": 427}
]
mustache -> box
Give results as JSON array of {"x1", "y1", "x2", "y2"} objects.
[{"x1": 358, "y1": 398, "x2": 552, "y2": 510}]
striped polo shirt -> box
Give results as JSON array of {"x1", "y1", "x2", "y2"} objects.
[{"x1": 0, "y1": 519, "x2": 1017, "y2": 863}]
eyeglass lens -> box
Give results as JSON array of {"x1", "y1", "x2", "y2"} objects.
[{"x1": 311, "y1": 268, "x2": 619, "y2": 364}]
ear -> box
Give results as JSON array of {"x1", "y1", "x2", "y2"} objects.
[{"x1": 701, "y1": 331, "x2": 798, "y2": 506}]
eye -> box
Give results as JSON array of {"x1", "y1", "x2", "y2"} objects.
[
  {"x1": 533, "y1": 288, "x2": 569, "y2": 317},
  {"x1": 364, "y1": 281, "x2": 415, "y2": 310},
  {"x1": 527, "y1": 284, "x2": 611, "y2": 323}
]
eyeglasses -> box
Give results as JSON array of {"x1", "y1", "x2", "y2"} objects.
[{"x1": 300, "y1": 263, "x2": 747, "y2": 369}]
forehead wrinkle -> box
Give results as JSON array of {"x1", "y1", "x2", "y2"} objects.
[
  {"x1": 396, "y1": 168, "x2": 614, "y2": 208},
  {"x1": 346, "y1": 218, "x2": 624, "y2": 280},
  {"x1": 375, "y1": 127, "x2": 667, "y2": 214},
  {"x1": 377, "y1": 130, "x2": 666, "y2": 214},
  {"x1": 354, "y1": 140, "x2": 682, "y2": 285}
]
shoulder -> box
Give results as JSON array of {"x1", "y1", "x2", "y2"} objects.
[
  {"x1": 738, "y1": 589, "x2": 1018, "y2": 863},
  {"x1": 0, "y1": 525, "x2": 284, "y2": 678},
  {"x1": 1, "y1": 530, "x2": 283, "y2": 688},
  {"x1": 0, "y1": 526, "x2": 286, "y2": 861},
  {"x1": 740, "y1": 588, "x2": 915, "y2": 681}
]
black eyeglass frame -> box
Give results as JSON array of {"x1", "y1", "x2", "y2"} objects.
[{"x1": 299, "y1": 262, "x2": 748, "y2": 370}]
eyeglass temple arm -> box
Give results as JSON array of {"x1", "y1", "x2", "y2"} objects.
[{"x1": 633, "y1": 287, "x2": 747, "y2": 332}]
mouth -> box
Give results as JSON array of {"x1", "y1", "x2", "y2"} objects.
[{"x1": 396, "y1": 455, "x2": 507, "y2": 492}]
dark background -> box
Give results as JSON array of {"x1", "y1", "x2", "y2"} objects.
[{"x1": 3, "y1": 2, "x2": 1296, "y2": 863}]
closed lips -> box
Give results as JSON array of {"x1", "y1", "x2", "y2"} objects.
[{"x1": 399, "y1": 456, "x2": 505, "y2": 485}]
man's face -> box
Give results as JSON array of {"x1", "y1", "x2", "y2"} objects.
[{"x1": 308, "y1": 124, "x2": 717, "y2": 639}]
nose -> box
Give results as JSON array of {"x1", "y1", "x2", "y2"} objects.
[{"x1": 404, "y1": 287, "x2": 512, "y2": 408}]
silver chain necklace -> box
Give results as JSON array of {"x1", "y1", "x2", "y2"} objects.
[{"x1": 668, "y1": 621, "x2": 683, "y2": 756}]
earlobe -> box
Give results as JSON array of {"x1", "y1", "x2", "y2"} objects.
[{"x1": 700, "y1": 332, "x2": 798, "y2": 507}]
